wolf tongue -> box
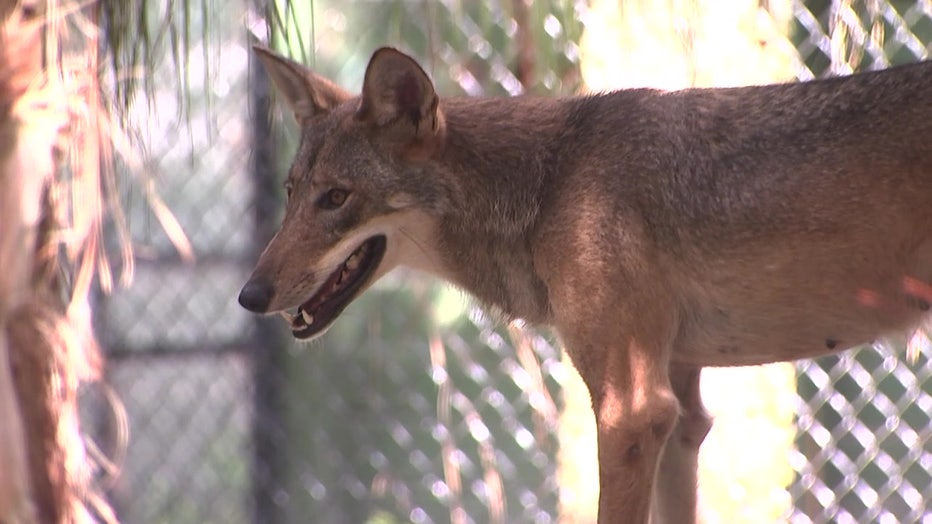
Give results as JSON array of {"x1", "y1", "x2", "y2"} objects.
[{"x1": 322, "y1": 269, "x2": 343, "y2": 300}]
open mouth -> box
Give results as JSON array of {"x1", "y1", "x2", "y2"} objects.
[{"x1": 282, "y1": 235, "x2": 387, "y2": 339}]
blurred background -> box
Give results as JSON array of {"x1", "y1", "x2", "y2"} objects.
[{"x1": 69, "y1": 1, "x2": 932, "y2": 523}]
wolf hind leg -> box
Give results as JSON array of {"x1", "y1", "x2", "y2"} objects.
[{"x1": 651, "y1": 363, "x2": 712, "y2": 524}]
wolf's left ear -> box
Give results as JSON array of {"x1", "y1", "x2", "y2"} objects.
[{"x1": 357, "y1": 48, "x2": 443, "y2": 143}]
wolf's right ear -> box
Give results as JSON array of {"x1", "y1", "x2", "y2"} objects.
[
  {"x1": 357, "y1": 47, "x2": 443, "y2": 145},
  {"x1": 253, "y1": 45, "x2": 352, "y2": 123}
]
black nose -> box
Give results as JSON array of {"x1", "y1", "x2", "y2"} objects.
[{"x1": 238, "y1": 277, "x2": 274, "y2": 313}]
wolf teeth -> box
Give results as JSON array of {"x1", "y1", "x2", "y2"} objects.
[
  {"x1": 301, "y1": 309, "x2": 314, "y2": 325},
  {"x1": 346, "y1": 253, "x2": 360, "y2": 271},
  {"x1": 280, "y1": 311, "x2": 295, "y2": 323}
]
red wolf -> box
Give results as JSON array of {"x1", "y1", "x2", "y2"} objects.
[{"x1": 239, "y1": 46, "x2": 932, "y2": 523}]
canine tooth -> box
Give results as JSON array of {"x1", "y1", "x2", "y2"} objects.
[
  {"x1": 279, "y1": 311, "x2": 295, "y2": 323},
  {"x1": 301, "y1": 309, "x2": 314, "y2": 325},
  {"x1": 346, "y1": 254, "x2": 360, "y2": 271}
]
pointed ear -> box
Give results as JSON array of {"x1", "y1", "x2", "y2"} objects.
[
  {"x1": 253, "y1": 45, "x2": 352, "y2": 123},
  {"x1": 357, "y1": 47, "x2": 442, "y2": 141}
]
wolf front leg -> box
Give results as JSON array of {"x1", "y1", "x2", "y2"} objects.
[
  {"x1": 651, "y1": 363, "x2": 711, "y2": 524},
  {"x1": 565, "y1": 327, "x2": 680, "y2": 524}
]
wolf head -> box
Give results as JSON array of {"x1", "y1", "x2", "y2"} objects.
[{"x1": 238, "y1": 46, "x2": 449, "y2": 339}]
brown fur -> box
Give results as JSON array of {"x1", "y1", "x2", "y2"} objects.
[{"x1": 239, "y1": 46, "x2": 932, "y2": 523}]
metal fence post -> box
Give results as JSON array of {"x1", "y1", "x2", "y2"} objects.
[{"x1": 248, "y1": 49, "x2": 289, "y2": 524}]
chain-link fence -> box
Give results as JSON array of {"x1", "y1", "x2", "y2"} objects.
[{"x1": 82, "y1": 1, "x2": 931, "y2": 523}]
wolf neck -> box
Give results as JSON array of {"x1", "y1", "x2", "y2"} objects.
[{"x1": 426, "y1": 96, "x2": 573, "y2": 324}]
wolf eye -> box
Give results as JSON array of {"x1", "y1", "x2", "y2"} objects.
[{"x1": 320, "y1": 188, "x2": 349, "y2": 210}]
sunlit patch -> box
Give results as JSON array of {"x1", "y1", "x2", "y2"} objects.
[
  {"x1": 856, "y1": 288, "x2": 883, "y2": 308},
  {"x1": 902, "y1": 276, "x2": 932, "y2": 308}
]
